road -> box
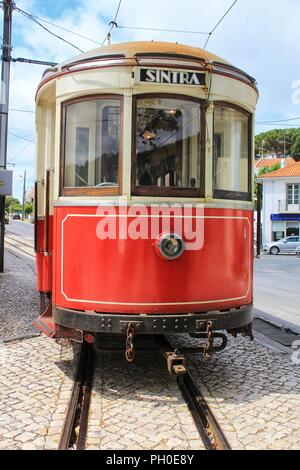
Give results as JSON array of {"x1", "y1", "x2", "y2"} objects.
[
  {"x1": 254, "y1": 254, "x2": 300, "y2": 331},
  {"x1": 5, "y1": 219, "x2": 34, "y2": 243}
]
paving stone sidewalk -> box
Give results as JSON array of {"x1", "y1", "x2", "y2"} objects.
[
  {"x1": 0, "y1": 250, "x2": 39, "y2": 341},
  {"x1": 0, "y1": 337, "x2": 75, "y2": 450}
]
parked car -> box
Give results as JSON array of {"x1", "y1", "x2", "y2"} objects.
[
  {"x1": 4, "y1": 211, "x2": 9, "y2": 224},
  {"x1": 263, "y1": 236, "x2": 300, "y2": 255},
  {"x1": 296, "y1": 246, "x2": 300, "y2": 257},
  {"x1": 12, "y1": 213, "x2": 21, "y2": 220}
]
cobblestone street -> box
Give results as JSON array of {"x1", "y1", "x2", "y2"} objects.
[
  {"x1": 86, "y1": 351, "x2": 204, "y2": 450},
  {"x1": 0, "y1": 249, "x2": 38, "y2": 341},
  {"x1": 0, "y1": 337, "x2": 75, "y2": 450}
]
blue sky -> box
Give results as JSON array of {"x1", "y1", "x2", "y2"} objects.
[{"x1": 3, "y1": 0, "x2": 300, "y2": 200}]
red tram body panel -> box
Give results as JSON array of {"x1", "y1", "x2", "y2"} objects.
[{"x1": 51, "y1": 206, "x2": 253, "y2": 314}]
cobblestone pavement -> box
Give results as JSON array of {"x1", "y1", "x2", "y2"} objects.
[
  {"x1": 0, "y1": 336, "x2": 75, "y2": 450},
  {"x1": 170, "y1": 334, "x2": 300, "y2": 450},
  {"x1": 1, "y1": 247, "x2": 300, "y2": 451},
  {"x1": 86, "y1": 350, "x2": 204, "y2": 450},
  {"x1": 0, "y1": 249, "x2": 39, "y2": 341}
]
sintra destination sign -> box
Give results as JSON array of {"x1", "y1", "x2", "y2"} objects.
[{"x1": 140, "y1": 68, "x2": 206, "y2": 86}]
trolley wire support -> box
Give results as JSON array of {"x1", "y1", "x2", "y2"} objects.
[{"x1": 59, "y1": 342, "x2": 94, "y2": 450}]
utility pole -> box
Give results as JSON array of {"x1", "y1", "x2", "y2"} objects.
[
  {"x1": 22, "y1": 169, "x2": 26, "y2": 221},
  {"x1": 0, "y1": 0, "x2": 13, "y2": 273},
  {"x1": 256, "y1": 182, "x2": 262, "y2": 259}
]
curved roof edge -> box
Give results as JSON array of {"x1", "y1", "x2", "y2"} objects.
[{"x1": 37, "y1": 41, "x2": 258, "y2": 96}]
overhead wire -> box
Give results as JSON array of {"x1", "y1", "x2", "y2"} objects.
[
  {"x1": 14, "y1": 5, "x2": 84, "y2": 53},
  {"x1": 116, "y1": 25, "x2": 209, "y2": 35},
  {"x1": 256, "y1": 117, "x2": 300, "y2": 124},
  {"x1": 8, "y1": 131, "x2": 35, "y2": 143},
  {"x1": 101, "y1": 0, "x2": 122, "y2": 46},
  {"x1": 9, "y1": 108, "x2": 35, "y2": 113},
  {"x1": 9, "y1": 139, "x2": 35, "y2": 164},
  {"x1": 17, "y1": 12, "x2": 102, "y2": 46},
  {"x1": 203, "y1": 0, "x2": 238, "y2": 49}
]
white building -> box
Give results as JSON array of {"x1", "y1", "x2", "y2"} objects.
[
  {"x1": 25, "y1": 187, "x2": 34, "y2": 204},
  {"x1": 261, "y1": 161, "x2": 300, "y2": 243}
]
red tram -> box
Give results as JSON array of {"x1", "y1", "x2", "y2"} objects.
[{"x1": 34, "y1": 41, "x2": 258, "y2": 358}]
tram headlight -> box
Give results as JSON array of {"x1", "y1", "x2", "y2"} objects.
[{"x1": 155, "y1": 233, "x2": 185, "y2": 260}]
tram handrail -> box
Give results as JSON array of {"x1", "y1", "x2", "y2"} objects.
[{"x1": 45, "y1": 169, "x2": 50, "y2": 256}]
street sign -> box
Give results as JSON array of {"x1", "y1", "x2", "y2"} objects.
[{"x1": 0, "y1": 169, "x2": 13, "y2": 195}]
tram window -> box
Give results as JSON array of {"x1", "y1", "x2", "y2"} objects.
[
  {"x1": 133, "y1": 97, "x2": 203, "y2": 196},
  {"x1": 213, "y1": 104, "x2": 251, "y2": 200},
  {"x1": 63, "y1": 97, "x2": 121, "y2": 193}
]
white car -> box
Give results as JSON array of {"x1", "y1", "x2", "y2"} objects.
[
  {"x1": 296, "y1": 245, "x2": 300, "y2": 257},
  {"x1": 263, "y1": 236, "x2": 300, "y2": 255}
]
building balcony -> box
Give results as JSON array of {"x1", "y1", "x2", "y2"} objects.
[{"x1": 278, "y1": 200, "x2": 300, "y2": 213}]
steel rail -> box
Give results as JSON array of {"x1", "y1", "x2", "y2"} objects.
[
  {"x1": 5, "y1": 234, "x2": 33, "y2": 249},
  {"x1": 58, "y1": 342, "x2": 94, "y2": 450},
  {"x1": 160, "y1": 335, "x2": 231, "y2": 451},
  {"x1": 178, "y1": 371, "x2": 231, "y2": 450},
  {"x1": 5, "y1": 239, "x2": 35, "y2": 259}
]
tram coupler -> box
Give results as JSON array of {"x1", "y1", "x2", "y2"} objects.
[
  {"x1": 154, "y1": 336, "x2": 186, "y2": 376},
  {"x1": 165, "y1": 350, "x2": 186, "y2": 376}
]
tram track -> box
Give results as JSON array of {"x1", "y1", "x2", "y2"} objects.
[
  {"x1": 5, "y1": 235, "x2": 35, "y2": 259},
  {"x1": 59, "y1": 337, "x2": 230, "y2": 451}
]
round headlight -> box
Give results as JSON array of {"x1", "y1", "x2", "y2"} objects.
[{"x1": 156, "y1": 233, "x2": 185, "y2": 260}]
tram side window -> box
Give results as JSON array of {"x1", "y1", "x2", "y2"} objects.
[
  {"x1": 134, "y1": 97, "x2": 202, "y2": 196},
  {"x1": 63, "y1": 98, "x2": 120, "y2": 191},
  {"x1": 213, "y1": 104, "x2": 251, "y2": 199}
]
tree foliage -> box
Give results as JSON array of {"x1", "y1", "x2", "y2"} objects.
[
  {"x1": 5, "y1": 196, "x2": 21, "y2": 213},
  {"x1": 258, "y1": 164, "x2": 281, "y2": 176},
  {"x1": 255, "y1": 128, "x2": 300, "y2": 160}
]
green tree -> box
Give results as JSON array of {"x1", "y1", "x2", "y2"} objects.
[
  {"x1": 5, "y1": 196, "x2": 22, "y2": 214},
  {"x1": 290, "y1": 134, "x2": 300, "y2": 161},
  {"x1": 255, "y1": 128, "x2": 300, "y2": 159},
  {"x1": 258, "y1": 164, "x2": 281, "y2": 176},
  {"x1": 24, "y1": 202, "x2": 33, "y2": 215}
]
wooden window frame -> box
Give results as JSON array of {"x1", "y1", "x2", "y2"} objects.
[
  {"x1": 131, "y1": 93, "x2": 206, "y2": 198},
  {"x1": 60, "y1": 94, "x2": 123, "y2": 197},
  {"x1": 213, "y1": 101, "x2": 252, "y2": 202}
]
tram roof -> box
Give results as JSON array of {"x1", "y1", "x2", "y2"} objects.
[
  {"x1": 58, "y1": 41, "x2": 231, "y2": 67},
  {"x1": 38, "y1": 41, "x2": 257, "y2": 93}
]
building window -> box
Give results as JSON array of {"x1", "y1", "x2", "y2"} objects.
[
  {"x1": 286, "y1": 221, "x2": 300, "y2": 237},
  {"x1": 272, "y1": 221, "x2": 285, "y2": 241},
  {"x1": 287, "y1": 184, "x2": 299, "y2": 206},
  {"x1": 213, "y1": 103, "x2": 251, "y2": 201},
  {"x1": 62, "y1": 96, "x2": 121, "y2": 196},
  {"x1": 132, "y1": 95, "x2": 204, "y2": 197}
]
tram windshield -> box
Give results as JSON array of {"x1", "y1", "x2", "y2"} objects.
[
  {"x1": 63, "y1": 98, "x2": 120, "y2": 190},
  {"x1": 213, "y1": 104, "x2": 250, "y2": 198},
  {"x1": 134, "y1": 97, "x2": 201, "y2": 194}
]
